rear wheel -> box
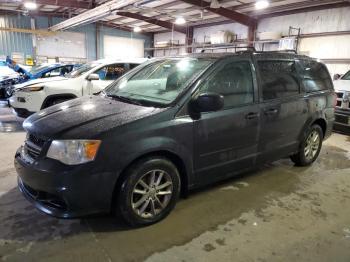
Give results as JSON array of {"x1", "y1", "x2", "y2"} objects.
[
  {"x1": 290, "y1": 124, "x2": 323, "y2": 166},
  {"x1": 116, "y1": 157, "x2": 181, "y2": 226}
]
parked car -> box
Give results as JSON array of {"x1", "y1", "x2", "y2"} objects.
[
  {"x1": 0, "y1": 59, "x2": 20, "y2": 99},
  {"x1": 1, "y1": 61, "x2": 79, "y2": 99},
  {"x1": 9, "y1": 58, "x2": 147, "y2": 117},
  {"x1": 15, "y1": 52, "x2": 335, "y2": 226},
  {"x1": 333, "y1": 70, "x2": 350, "y2": 133}
]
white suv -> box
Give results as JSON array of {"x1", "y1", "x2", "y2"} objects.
[
  {"x1": 333, "y1": 70, "x2": 350, "y2": 132},
  {"x1": 10, "y1": 58, "x2": 147, "y2": 118}
]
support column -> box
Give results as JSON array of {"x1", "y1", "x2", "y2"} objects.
[
  {"x1": 30, "y1": 18, "x2": 37, "y2": 63},
  {"x1": 96, "y1": 23, "x2": 100, "y2": 60},
  {"x1": 186, "y1": 26, "x2": 194, "y2": 53},
  {"x1": 248, "y1": 22, "x2": 257, "y2": 48}
]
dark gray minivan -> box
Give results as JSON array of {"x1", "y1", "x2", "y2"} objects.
[{"x1": 15, "y1": 52, "x2": 335, "y2": 226}]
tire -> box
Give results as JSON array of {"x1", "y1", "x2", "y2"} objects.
[
  {"x1": 290, "y1": 124, "x2": 323, "y2": 166},
  {"x1": 116, "y1": 157, "x2": 181, "y2": 226}
]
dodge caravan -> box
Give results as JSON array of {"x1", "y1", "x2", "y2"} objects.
[{"x1": 15, "y1": 52, "x2": 335, "y2": 226}]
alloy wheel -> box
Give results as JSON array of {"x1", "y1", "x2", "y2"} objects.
[
  {"x1": 131, "y1": 169, "x2": 173, "y2": 218},
  {"x1": 304, "y1": 130, "x2": 320, "y2": 161}
]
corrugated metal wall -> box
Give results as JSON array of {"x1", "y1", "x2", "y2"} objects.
[
  {"x1": 258, "y1": 6, "x2": 350, "y2": 76},
  {"x1": 0, "y1": 15, "x2": 33, "y2": 60},
  {"x1": 257, "y1": 7, "x2": 350, "y2": 35},
  {"x1": 0, "y1": 14, "x2": 153, "y2": 62}
]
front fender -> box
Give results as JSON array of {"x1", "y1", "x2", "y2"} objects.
[{"x1": 116, "y1": 136, "x2": 193, "y2": 185}]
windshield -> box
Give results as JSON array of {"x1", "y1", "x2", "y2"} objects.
[
  {"x1": 66, "y1": 62, "x2": 102, "y2": 78},
  {"x1": 30, "y1": 65, "x2": 53, "y2": 75},
  {"x1": 104, "y1": 58, "x2": 213, "y2": 106},
  {"x1": 341, "y1": 70, "x2": 350, "y2": 80}
]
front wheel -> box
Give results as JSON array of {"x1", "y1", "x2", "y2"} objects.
[
  {"x1": 116, "y1": 157, "x2": 181, "y2": 226},
  {"x1": 290, "y1": 124, "x2": 323, "y2": 166}
]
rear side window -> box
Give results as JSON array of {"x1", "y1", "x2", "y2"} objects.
[
  {"x1": 198, "y1": 60, "x2": 254, "y2": 109},
  {"x1": 299, "y1": 60, "x2": 332, "y2": 92},
  {"x1": 258, "y1": 60, "x2": 300, "y2": 100}
]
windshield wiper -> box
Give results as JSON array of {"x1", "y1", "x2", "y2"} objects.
[{"x1": 107, "y1": 94, "x2": 143, "y2": 106}]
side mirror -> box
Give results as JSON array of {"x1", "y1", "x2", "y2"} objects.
[
  {"x1": 191, "y1": 92, "x2": 224, "y2": 113},
  {"x1": 87, "y1": 73, "x2": 100, "y2": 81}
]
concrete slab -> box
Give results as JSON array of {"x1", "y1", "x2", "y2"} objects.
[{"x1": 0, "y1": 105, "x2": 349, "y2": 262}]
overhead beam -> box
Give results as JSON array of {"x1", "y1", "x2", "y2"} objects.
[
  {"x1": 179, "y1": 0, "x2": 256, "y2": 27},
  {"x1": 49, "y1": 0, "x2": 137, "y2": 31},
  {"x1": 0, "y1": 0, "x2": 92, "y2": 9},
  {"x1": 117, "y1": 12, "x2": 188, "y2": 34}
]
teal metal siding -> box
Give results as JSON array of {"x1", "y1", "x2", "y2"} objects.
[
  {"x1": 0, "y1": 15, "x2": 33, "y2": 59},
  {"x1": 0, "y1": 14, "x2": 152, "y2": 62}
]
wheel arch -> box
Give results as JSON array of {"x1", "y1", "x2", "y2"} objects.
[
  {"x1": 41, "y1": 93, "x2": 77, "y2": 109},
  {"x1": 312, "y1": 118, "x2": 327, "y2": 138},
  {"x1": 111, "y1": 149, "x2": 189, "y2": 212}
]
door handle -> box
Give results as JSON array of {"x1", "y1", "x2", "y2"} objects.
[
  {"x1": 245, "y1": 112, "x2": 259, "y2": 120},
  {"x1": 264, "y1": 108, "x2": 278, "y2": 115}
]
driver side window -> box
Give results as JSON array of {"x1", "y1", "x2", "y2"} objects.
[
  {"x1": 198, "y1": 60, "x2": 254, "y2": 109},
  {"x1": 42, "y1": 67, "x2": 61, "y2": 78}
]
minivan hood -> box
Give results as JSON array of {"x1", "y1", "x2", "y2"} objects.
[
  {"x1": 23, "y1": 96, "x2": 162, "y2": 138},
  {"x1": 14, "y1": 76, "x2": 67, "y2": 90},
  {"x1": 334, "y1": 80, "x2": 350, "y2": 92}
]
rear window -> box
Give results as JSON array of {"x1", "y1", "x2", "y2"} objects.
[
  {"x1": 299, "y1": 60, "x2": 332, "y2": 92},
  {"x1": 258, "y1": 60, "x2": 300, "y2": 100}
]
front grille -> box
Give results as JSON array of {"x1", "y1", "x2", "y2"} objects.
[
  {"x1": 28, "y1": 133, "x2": 46, "y2": 147},
  {"x1": 22, "y1": 182, "x2": 68, "y2": 211},
  {"x1": 24, "y1": 133, "x2": 46, "y2": 160},
  {"x1": 335, "y1": 91, "x2": 350, "y2": 111}
]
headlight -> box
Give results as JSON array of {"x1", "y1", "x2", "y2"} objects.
[
  {"x1": 47, "y1": 140, "x2": 101, "y2": 165},
  {"x1": 21, "y1": 84, "x2": 44, "y2": 92}
]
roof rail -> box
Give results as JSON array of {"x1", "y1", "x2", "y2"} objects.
[
  {"x1": 254, "y1": 49, "x2": 298, "y2": 54},
  {"x1": 200, "y1": 45, "x2": 256, "y2": 53}
]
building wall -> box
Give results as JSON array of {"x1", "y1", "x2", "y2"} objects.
[
  {"x1": 97, "y1": 24, "x2": 152, "y2": 59},
  {"x1": 153, "y1": 23, "x2": 248, "y2": 56},
  {"x1": 0, "y1": 15, "x2": 33, "y2": 61},
  {"x1": 0, "y1": 14, "x2": 153, "y2": 63},
  {"x1": 257, "y1": 7, "x2": 350, "y2": 35},
  {"x1": 193, "y1": 22, "x2": 248, "y2": 43},
  {"x1": 258, "y1": 6, "x2": 350, "y2": 75},
  {"x1": 152, "y1": 6, "x2": 350, "y2": 74},
  {"x1": 153, "y1": 31, "x2": 187, "y2": 57}
]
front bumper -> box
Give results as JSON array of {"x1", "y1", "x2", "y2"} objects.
[
  {"x1": 12, "y1": 107, "x2": 34, "y2": 118},
  {"x1": 15, "y1": 147, "x2": 117, "y2": 218},
  {"x1": 9, "y1": 91, "x2": 44, "y2": 113},
  {"x1": 334, "y1": 109, "x2": 350, "y2": 134}
]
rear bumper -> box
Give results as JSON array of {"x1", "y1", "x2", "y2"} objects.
[{"x1": 15, "y1": 147, "x2": 117, "y2": 218}]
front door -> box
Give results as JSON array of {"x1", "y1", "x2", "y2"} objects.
[{"x1": 193, "y1": 58, "x2": 260, "y2": 185}]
